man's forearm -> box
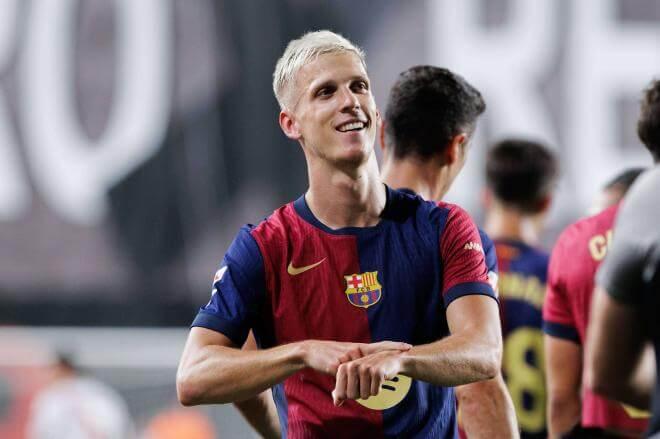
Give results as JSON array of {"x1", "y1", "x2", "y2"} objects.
[
  {"x1": 585, "y1": 287, "x2": 649, "y2": 408},
  {"x1": 626, "y1": 345, "x2": 655, "y2": 409},
  {"x1": 177, "y1": 342, "x2": 304, "y2": 406},
  {"x1": 547, "y1": 394, "x2": 580, "y2": 438},
  {"x1": 455, "y1": 374, "x2": 519, "y2": 438},
  {"x1": 400, "y1": 332, "x2": 500, "y2": 386},
  {"x1": 179, "y1": 330, "x2": 413, "y2": 408},
  {"x1": 400, "y1": 296, "x2": 501, "y2": 386},
  {"x1": 235, "y1": 390, "x2": 281, "y2": 439}
]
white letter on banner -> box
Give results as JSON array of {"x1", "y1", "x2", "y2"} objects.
[
  {"x1": 427, "y1": 0, "x2": 557, "y2": 209},
  {"x1": 20, "y1": 0, "x2": 172, "y2": 225},
  {"x1": 0, "y1": 0, "x2": 30, "y2": 220},
  {"x1": 564, "y1": 0, "x2": 660, "y2": 206}
]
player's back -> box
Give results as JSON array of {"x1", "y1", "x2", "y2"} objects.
[
  {"x1": 543, "y1": 204, "x2": 649, "y2": 435},
  {"x1": 495, "y1": 238, "x2": 548, "y2": 439}
]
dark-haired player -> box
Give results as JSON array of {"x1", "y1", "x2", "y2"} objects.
[
  {"x1": 381, "y1": 66, "x2": 518, "y2": 438},
  {"x1": 482, "y1": 139, "x2": 558, "y2": 439},
  {"x1": 177, "y1": 31, "x2": 502, "y2": 438},
  {"x1": 589, "y1": 167, "x2": 646, "y2": 215},
  {"x1": 586, "y1": 79, "x2": 660, "y2": 438}
]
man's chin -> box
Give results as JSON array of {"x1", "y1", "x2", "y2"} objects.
[
  {"x1": 334, "y1": 144, "x2": 372, "y2": 165},
  {"x1": 333, "y1": 151, "x2": 370, "y2": 170}
]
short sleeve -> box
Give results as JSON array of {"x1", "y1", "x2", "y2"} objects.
[
  {"x1": 479, "y1": 228, "x2": 500, "y2": 296},
  {"x1": 440, "y1": 206, "x2": 496, "y2": 306},
  {"x1": 542, "y1": 234, "x2": 580, "y2": 343},
  {"x1": 191, "y1": 225, "x2": 266, "y2": 346}
]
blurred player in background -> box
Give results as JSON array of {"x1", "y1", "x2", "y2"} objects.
[
  {"x1": 482, "y1": 139, "x2": 558, "y2": 439},
  {"x1": 380, "y1": 65, "x2": 518, "y2": 438},
  {"x1": 177, "y1": 31, "x2": 502, "y2": 438},
  {"x1": 544, "y1": 172, "x2": 652, "y2": 435},
  {"x1": 586, "y1": 79, "x2": 660, "y2": 438},
  {"x1": 588, "y1": 168, "x2": 646, "y2": 215},
  {"x1": 26, "y1": 352, "x2": 135, "y2": 439}
]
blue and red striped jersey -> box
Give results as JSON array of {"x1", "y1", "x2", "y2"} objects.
[
  {"x1": 192, "y1": 187, "x2": 496, "y2": 438},
  {"x1": 495, "y1": 238, "x2": 549, "y2": 438}
]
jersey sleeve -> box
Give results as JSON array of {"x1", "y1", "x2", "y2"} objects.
[
  {"x1": 191, "y1": 225, "x2": 266, "y2": 346},
  {"x1": 542, "y1": 232, "x2": 580, "y2": 343},
  {"x1": 479, "y1": 228, "x2": 500, "y2": 297},
  {"x1": 440, "y1": 205, "x2": 496, "y2": 306}
]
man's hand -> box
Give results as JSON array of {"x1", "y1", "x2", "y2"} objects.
[
  {"x1": 300, "y1": 340, "x2": 411, "y2": 376},
  {"x1": 331, "y1": 349, "x2": 405, "y2": 406}
]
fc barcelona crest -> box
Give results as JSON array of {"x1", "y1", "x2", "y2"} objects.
[{"x1": 344, "y1": 271, "x2": 382, "y2": 308}]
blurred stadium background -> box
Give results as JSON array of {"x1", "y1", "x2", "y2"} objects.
[{"x1": 0, "y1": 0, "x2": 658, "y2": 437}]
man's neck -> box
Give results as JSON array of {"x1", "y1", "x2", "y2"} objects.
[
  {"x1": 483, "y1": 203, "x2": 541, "y2": 246},
  {"x1": 381, "y1": 156, "x2": 449, "y2": 201},
  {"x1": 305, "y1": 152, "x2": 386, "y2": 229}
]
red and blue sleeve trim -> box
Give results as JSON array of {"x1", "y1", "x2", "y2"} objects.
[
  {"x1": 542, "y1": 320, "x2": 580, "y2": 344},
  {"x1": 444, "y1": 281, "x2": 497, "y2": 307}
]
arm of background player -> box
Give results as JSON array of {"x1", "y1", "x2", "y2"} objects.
[
  {"x1": 233, "y1": 331, "x2": 280, "y2": 439},
  {"x1": 545, "y1": 335, "x2": 581, "y2": 438},
  {"x1": 585, "y1": 286, "x2": 651, "y2": 409},
  {"x1": 455, "y1": 373, "x2": 519, "y2": 439},
  {"x1": 177, "y1": 327, "x2": 411, "y2": 405}
]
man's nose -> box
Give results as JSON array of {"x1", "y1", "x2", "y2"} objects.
[{"x1": 339, "y1": 87, "x2": 360, "y2": 112}]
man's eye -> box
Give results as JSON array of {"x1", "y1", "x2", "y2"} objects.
[
  {"x1": 317, "y1": 87, "x2": 335, "y2": 97},
  {"x1": 353, "y1": 81, "x2": 368, "y2": 92}
]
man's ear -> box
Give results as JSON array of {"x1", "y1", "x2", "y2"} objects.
[
  {"x1": 536, "y1": 195, "x2": 553, "y2": 214},
  {"x1": 279, "y1": 110, "x2": 301, "y2": 140},
  {"x1": 379, "y1": 120, "x2": 387, "y2": 154},
  {"x1": 444, "y1": 133, "x2": 467, "y2": 165}
]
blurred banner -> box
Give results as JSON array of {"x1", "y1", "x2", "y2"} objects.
[{"x1": 1, "y1": 0, "x2": 659, "y2": 325}]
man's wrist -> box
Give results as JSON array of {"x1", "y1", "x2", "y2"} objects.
[
  {"x1": 399, "y1": 349, "x2": 416, "y2": 376},
  {"x1": 287, "y1": 340, "x2": 310, "y2": 370}
]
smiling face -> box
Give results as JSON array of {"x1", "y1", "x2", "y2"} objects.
[{"x1": 279, "y1": 52, "x2": 379, "y2": 167}]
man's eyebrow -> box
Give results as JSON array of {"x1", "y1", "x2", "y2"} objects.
[
  {"x1": 350, "y1": 74, "x2": 369, "y2": 83},
  {"x1": 311, "y1": 75, "x2": 369, "y2": 91},
  {"x1": 310, "y1": 79, "x2": 336, "y2": 94}
]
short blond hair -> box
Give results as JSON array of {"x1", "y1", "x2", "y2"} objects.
[{"x1": 272, "y1": 30, "x2": 366, "y2": 109}]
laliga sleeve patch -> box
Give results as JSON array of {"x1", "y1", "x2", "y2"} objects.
[{"x1": 209, "y1": 266, "x2": 228, "y2": 298}]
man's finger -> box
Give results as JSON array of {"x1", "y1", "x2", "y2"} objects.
[
  {"x1": 331, "y1": 389, "x2": 344, "y2": 407},
  {"x1": 359, "y1": 365, "x2": 372, "y2": 399},
  {"x1": 362, "y1": 341, "x2": 412, "y2": 354},
  {"x1": 338, "y1": 346, "x2": 362, "y2": 364},
  {"x1": 346, "y1": 362, "x2": 360, "y2": 400},
  {"x1": 334, "y1": 364, "x2": 348, "y2": 406},
  {"x1": 370, "y1": 371, "x2": 383, "y2": 396}
]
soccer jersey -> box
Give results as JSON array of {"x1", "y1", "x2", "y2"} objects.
[
  {"x1": 543, "y1": 204, "x2": 649, "y2": 435},
  {"x1": 192, "y1": 187, "x2": 496, "y2": 438},
  {"x1": 597, "y1": 166, "x2": 660, "y2": 436},
  {"x1": 495, "y1": 239, "x2": 549, "y2": 439}
]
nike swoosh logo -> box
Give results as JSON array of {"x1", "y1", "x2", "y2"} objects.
[{"x1": 287, "y1": 258, "x2": 326, "y2": 275}]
